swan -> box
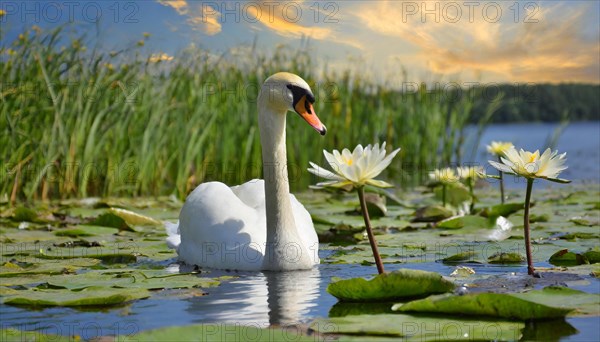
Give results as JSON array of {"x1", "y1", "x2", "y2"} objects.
[{"x1": 166, "y1": 72, "x2": 326, "y2": 271}]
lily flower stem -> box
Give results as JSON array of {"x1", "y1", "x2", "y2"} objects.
[
  {"x1": 442, "y1": 185, "x2": 447, "y2": 207},
  {"x1": 498, "y1": 156, "x2": 505, "y2": 204},
  {"x1": 524, "y1": 178, "x2": 535, "y2": 275},
  {"x1": 357, "y1": 186, "x2": 385, "y2": 274},
  {"x1": 468, "y1": 181, "x2": 474, "y2": 213}
]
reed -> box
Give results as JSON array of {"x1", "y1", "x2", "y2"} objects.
[{"x1": 1, "y1": 27, "x2": 495, "y2": 201}]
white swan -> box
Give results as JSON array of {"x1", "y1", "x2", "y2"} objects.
[{"x1": 166, "y1": 72, "x2": 326, "y2": 271}]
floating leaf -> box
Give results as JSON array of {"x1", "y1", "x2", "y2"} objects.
[
  {"x1": 2, "y1": 286, "x2": 150, "y2": 307},
  {"x1": 437, "y1": 215, "x2": 489, "y2": 229},
  {"x1": 480, "y1": 203, "x2": 524, "y2": 219},
  {"x1": 488, "y1": 252, "x2": 525, "y2": 264},
  {"x1": 510, "y1": 286, "x2": 600, "y2": 316},
  {"x1": 549, "y1": 249, "x2": 589, "y2": 266},
  {"x1": 310, "y1": 314, "x2": 524, "y2": 340},
  {"x1": 433, "y1": 184, "x2": 471, "y2": 206},
  {"x1": 393, "y1": 291, "x2": 573, "y2": 320},
  {"x1": 90, "y1": 212, "x2": 134, "y2": 231},
  {"x1": 583, "y1": 249, "x2": 600, "y2": 264},
  {"x1": 412, "y1": 205, "x2": 453, "y2": 223},
  {"x1": 327, "y1": 269, "x2": 455, "y2": 302},
  {"x1": 569, "y1": 217, "x2": 597, "y2": 227},
  {"x1": 109, "y1": 208, "x2": 162, "y2": 226},
  {"x1": 54, "y1": 229, "x2": 94, "y2": 237},
  {"x1": 121, "y1": 324, "x2": 315, "y2": 342},
  {"x1": 442, "y1": 251, "x2": 477, "y2": 263},
  {"x1": 12, "y1": 206, "x2": 37, "y2": 222},
  {"x1": 0, "y1": 328, "x2": 72, "y2": 342},
  {"x1": 360, "y1": 193, "x2": 387, "y2": 217}
]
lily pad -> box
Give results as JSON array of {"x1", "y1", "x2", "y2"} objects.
[
  {"x1": 90, "y1": 212, "x2": 134, "y2": 231},
  {"x1": 488, "y1": 252, "x2": 525, "y2": 264},
  {"x1": 310, "y1": 314, "x2": 524, "y2": 341},
  {"x1": 2, "y1": 286, "x2": 150, "y2": 307},
  {"x1": 480, "y1": 203, "x2": 524, "y2": 219},
  {"x1": 393, "y1": 291, "x2": 574, "y2": 320},
  {"x1": 109, "y1": 208, "x2": 162, "y2": 226},
  {"x1": 437, "y1": 215, "x2": 489, "y2": 229},
  {"x1": 121, "y1": 324, "x2": 315, "y2": 342},
  {"x1": 442, "y1": 251, "x2": 477, "y2": 263},
  {"x1": 327, "y1": 269, "x2": 455, "y2": 302},
  {"x1": 549, "y1": 249, "x2": 589, "y2": 266},
  {"x1": 412, "y1": 205, "x2": 453, "y2": 223}
]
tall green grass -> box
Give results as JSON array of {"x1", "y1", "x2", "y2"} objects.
[{"x1": 1, "y1": 27, "x2": 496, "y2": 202}]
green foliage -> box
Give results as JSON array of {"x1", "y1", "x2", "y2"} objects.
[
  {"x1": 1, "y1": 26, "x2": 492, "y2": 200},
  {"x1": 327, "y1": 269, "x2": 455, "y2": 302},
  {"x1": 393, "y1": 290, "x2": 575, "y2": 320}
]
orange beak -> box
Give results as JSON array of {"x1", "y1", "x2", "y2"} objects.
[{"x1": 294, "y1": 95, "x2": 327, "y2": 135}]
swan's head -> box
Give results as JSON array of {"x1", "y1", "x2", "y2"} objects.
[{"x1": 260, "y1": 72, "x2": 327, "y2": 136}]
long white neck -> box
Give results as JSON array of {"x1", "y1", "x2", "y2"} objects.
[{"x1": 258, "y1": 97, "x2": 311, "y2": 270}]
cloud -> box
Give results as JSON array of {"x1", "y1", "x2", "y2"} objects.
[
  {"x1": 355, "y1": 1, "x2": 599, "y2": 83},
  {"x1": 245, "y1": 1, "x2": 331, "y2": 40},
  {"x1": 157, "y1": 0, "x2": 221, "y2": 36},
  {"x1": 157, "y1": 0, "x2": 188, "y2": 15}
]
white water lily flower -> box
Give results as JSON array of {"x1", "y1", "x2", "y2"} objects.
[
  {"x1": 308, "y1": 142, "x2": 401, "y2": 189},
  {"x1": 428, "y1": 168, "x2": 459, "y2": 185},
  {"x1": 486, "y1": 141, "x2": 514, "y2": 156},
  {"x1": 457, "y1": 166, "x2": 485, "y2": 181},
  {"x1": 489, "y1": 147, "x2": 569, "y2": 182}
]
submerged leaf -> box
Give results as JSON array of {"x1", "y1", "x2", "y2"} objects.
[{"x1": 327, "y1": 269, "x2": 455, "y2": 302}]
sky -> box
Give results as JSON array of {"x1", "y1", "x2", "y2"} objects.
[{"x1": 1, "y1": 0, "x2": 599, "y2": 84}]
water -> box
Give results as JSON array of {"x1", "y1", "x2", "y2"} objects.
[
  {"x1": 2, "y1": 254, "x2": 598, "y2": 340},
  {"x1": 464, "y1": 121, "x2": 600, "y2": 186}
]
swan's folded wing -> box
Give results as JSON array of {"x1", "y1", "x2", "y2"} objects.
[{"x1": 165, "y1": 221, "x2": 181, "y2": 249}]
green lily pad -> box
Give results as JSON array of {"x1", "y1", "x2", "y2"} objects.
[
  {"x1": 120, "y1": 324, "x2": 315, "y2": 342},
  {"x1": 437, "y1": 215, "x2": 489, "y2": 229},
  {"x1": 327, "y1": 269, "x2": 455, "y2": 302},
  {"x1": 510, "y1": 286, "x2": 600, "y2": 316},
  {"x1": 38, "y1": 270, "x2": 221, "y2": 291},
  {"x1": 488, "y1": 252, "x2": 525, "y2": 264},
  {"x1": 569, "y1": 217, "x2": 597, "y2": 227},
  {"x1": 0, "y1": 328, "x2": 72, "y2": 342},
  {"x1": 12, "y1": 206, "x2": 38, "y2": 222},
  {"x1": 442, "y1": 251, "x2": 477, "y2": 263},
  {"x1": 54, "y1": 228, "x2": 95, "y2": 237},
  {"x1": 433, "y1": 184, "x2": 471, "y2": 207},
  {"x1": 2, "y1": 286, "x2": 150, "y2": 307},
  {"x1": 412, "y1": 205, "x2": 453, "y2": 223},
  {"x1": 583, "y1": 249, "x2": 600, "y2": 263},
  {"x1": 393, "y1": 291, "x2": 573, "y2": 320},
  {"x1": 549, "y1": 249, "x2": 589, "y2": 266},
  {"x1": 90, "y1": 212, "x2": 134, "y2": 231},
  {"x1": 310, "y1": 314, "x2": 524, "y2": 341},
  {"x1": 480, "y1": 203, "x2": 524, "y2": 219},
  {"x1": 109, "y1": 208, "x2": 162, "y2": 226}
]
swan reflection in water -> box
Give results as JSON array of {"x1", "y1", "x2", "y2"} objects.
[{"x1": 179, "y1": 265, "x2": 321, "y2": 326}]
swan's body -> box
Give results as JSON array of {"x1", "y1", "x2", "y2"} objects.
[{"x1": 166, "y1": 72, "x2": 326, "y2": 271}]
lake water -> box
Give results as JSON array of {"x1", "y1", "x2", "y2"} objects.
[
  {"x1": 464, "y1": 121, "x2": 600, "y2": 186},
  {"x1": 2, "y1": 256, "x2": 599, "y2": 341}
]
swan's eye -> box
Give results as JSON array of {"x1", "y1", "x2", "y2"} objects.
[{"x1": 287, "y1": 84, "x2": 315, "y2": 110}]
